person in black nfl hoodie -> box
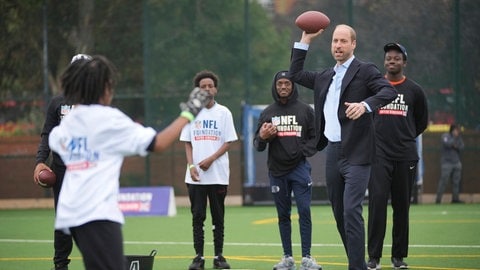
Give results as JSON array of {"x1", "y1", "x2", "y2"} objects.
[{"x1": 253, "y1": 71, "x2": 321, "y2": 270}]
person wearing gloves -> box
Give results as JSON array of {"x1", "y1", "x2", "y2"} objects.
[{"x1": 48, "y1": 55, "x2": 210, "y2": 270}]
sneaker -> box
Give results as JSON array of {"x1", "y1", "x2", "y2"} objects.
[
  {"x1": 188, "y1": 255, "x2": 205, "y2": 270},
  {"x1": 391, "y1": 257, "x2": 408, "y2": 269},
  {"x1": 300, "y1": 256, "x2": 322, "y2": 270},
  {"x1": 273, "y1": 255, "x2": 296, "y2": 270},
  {"x1": 53, "y1": 262, "x2": 69, "y2": 270},
  {"x1": 367, "y1": 257, "x2": 381, "y2": 270},
  {"x1": 213, "y1": 254, "x2": 230, "y2": 269}
]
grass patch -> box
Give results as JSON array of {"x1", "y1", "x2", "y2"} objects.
[{"x1": 0, "y1": 204, "x2": 479, "y2": 269}]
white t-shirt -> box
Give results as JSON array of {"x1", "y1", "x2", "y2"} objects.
[
  {"x1": 180, "y1": 103, "x2": 238, "y2": 185},
  {"x1": 49, "y1": 105, "x2": 156, "y2": 232}
]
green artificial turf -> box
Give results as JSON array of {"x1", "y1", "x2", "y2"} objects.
[{"x1": 0, "y1": 204, "x2": 479, "y2": 269}]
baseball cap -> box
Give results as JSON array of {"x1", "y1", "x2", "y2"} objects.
[
  {"x1": 274, "y1": 70, "x2": 291, "y2": 82},
  {"x1": 70, "y1": 54, "x2": 92, "y2": 63},
  {"x1": 384, "y1": 43, "x2": 407, "y2": 60}
]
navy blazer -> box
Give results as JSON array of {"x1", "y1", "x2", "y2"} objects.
[{"x1": 289, "y1": 48, "x2": 397, "y2": 165}]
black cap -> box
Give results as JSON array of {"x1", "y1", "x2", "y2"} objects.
[
  {"x1": 384, "y1": 43, "x2": 407, "y2": 60},
  {"x1": 274, "y1": 70, "x2": 291, "y2": 82}
]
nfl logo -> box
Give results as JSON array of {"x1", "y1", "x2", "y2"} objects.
[
  {"x1": 271, "y1": 116, "x2": 280, "y2": 126},
  {"x1": 60, "y1": 105, "x2": 72, "y2": 118}
]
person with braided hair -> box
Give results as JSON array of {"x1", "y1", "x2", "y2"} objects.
[{"x1": 48, "y1": 55, "x2": 210, "y2": 270}]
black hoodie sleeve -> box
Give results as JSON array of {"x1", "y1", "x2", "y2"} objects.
[
  {"x1": 253, "y1": 111, "x2": 269, "y2": 152},
  {"x1": 35, "y1": 96, "x2": 63, "y2": 164}
]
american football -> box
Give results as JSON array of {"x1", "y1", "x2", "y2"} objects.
[
  {"x1": 295, "y1": 11, "x2": 330, "y2": 33},
  {"x1": 38, "y1": 169, "x2": 56, "y2": 188}
]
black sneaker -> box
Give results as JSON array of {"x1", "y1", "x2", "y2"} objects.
[
  {"x1": 391, "y1": 257, "x2": 408, "y2": 269},
  {"x1": 367, "y1": 257, "x2": 380, "y2": 270},
  {"x1": 213, "y1": 254, "x2": 230, "y2": 269},
  {"x1": 53, "y1": 262, "x2": 69, "y2": 270},
  {"x1": 188, "y1": 255, "x2": 205, "y2": 270}
]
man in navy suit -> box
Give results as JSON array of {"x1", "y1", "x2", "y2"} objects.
[{"x1": 289, "y1": 24, "x2": 397, "y2": 270}]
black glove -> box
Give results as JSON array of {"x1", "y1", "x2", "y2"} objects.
[{"x1": 179, "y1": 87, "x2": 211, "y2": 118}]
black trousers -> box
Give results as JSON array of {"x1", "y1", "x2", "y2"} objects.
[
  {"x1": 367, "y1": 157, "x2": 417, "y2": 260},
  {"x1": 52, "y1": 167, "x2": 73, "y2": 267},
  {"x1": 71, "y1": 220, "x2": 125, "y2": 270},
  {"x1": 187, "y1": 184, "x2": 228, "y2": 256}
]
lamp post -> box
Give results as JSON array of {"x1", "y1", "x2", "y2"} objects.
[{"x1": 42, "y1": 1, "x2": 49, "y2": 113}]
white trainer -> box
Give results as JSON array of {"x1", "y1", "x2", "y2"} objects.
[
  {"x1": 300, "y1": 256, "x2": 322, "y2": 270},
  {"x1": 273, "y1": 255, "x2": 296, "y2": 270}
]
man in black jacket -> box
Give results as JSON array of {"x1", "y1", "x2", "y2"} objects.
[
  {"x1": 289, "y1": 25, "x2": 397, "y2": 270},
  {"x1": 254, "y1": 71, "x2": 320, "y2": 270},
  {"x1": 33, "y1": 54, "x2": 91, "y2": 270}
]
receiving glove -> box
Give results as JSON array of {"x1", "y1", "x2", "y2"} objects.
[{"x1": 179, "y1": 87, "x2": 211, "y2": 121}]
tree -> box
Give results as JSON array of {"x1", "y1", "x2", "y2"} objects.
[
  {"x1": 1, "y1": 0, "x2": 478, "y2": 130},
  {"x1": 142, "y1": 0, "x2": 290, "y2": 128}
]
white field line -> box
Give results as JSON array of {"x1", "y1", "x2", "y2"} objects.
[{"x1": 0, "y1": 238, "x2": 479, "y2": 249}]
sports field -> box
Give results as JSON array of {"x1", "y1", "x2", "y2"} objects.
[{"x1": 0, "y1": 203, "x2": 479, "y2": 270}]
